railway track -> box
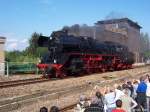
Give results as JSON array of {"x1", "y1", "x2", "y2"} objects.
[
  {"x1": 60, "y1": 103, "x2": 77, "y2": 112},
  {"x1": 0, "y1": 78, "x2": 50, "y2": 88},
  {"x1": 0, "y1": 64, "x2": 149, "y2": 89}
]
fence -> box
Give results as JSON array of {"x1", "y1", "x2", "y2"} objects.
[
  {"x1": 0, "y1": 62, "x2": 5, "y2": 76},
  {"x1": 0, "y1": 62, "x2": 39, "y2": 76}
]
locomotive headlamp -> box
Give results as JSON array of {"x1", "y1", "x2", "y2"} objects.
[
  {"x1": 50, "y1": 36, "x2": 53, "y2": 40},
  {"x1": 38, "y1": 59, "x2": 41, "y2": 63},
  {"x1": 54, "y1": 59, "x2": 57, "y2": 63}
]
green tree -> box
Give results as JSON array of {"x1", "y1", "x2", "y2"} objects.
[
  {"x1": 140, "y1": 32, "x2": 150, "y2": 52},
  {"x1": 26, "y1": 32, "x2": 41, "y2": 56},
  {"x1": 5, "y1": 32, "x2": 48, "y2": 62},
  {"x1": 140, "y1": 32, "x2": 150, "y2": 60},
  {"x1": 26, "y1": 32, "x2": 48, "y2": 59},
  {"x1": 5, "y1": 50, "x2": 22, "y2": 62}
]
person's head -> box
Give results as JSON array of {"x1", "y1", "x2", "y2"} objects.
[
  {"x1": 127, "y1": 81, "x2": 132, "y2": 85},
  {"x1": 79, "y1": 94, "x2": 86, "y2": 102},
  {"x1": 116, "y1": 99, "x2": 122, "y2": 108},
  {"x1": 40, "y1": 107, "x2": 48, "y2": 112},
  {"x1": 109, "y1": 84, "x2": 118, "y2": 92},
  {"x1": 50, "y1": 106, "x2": 59, "y2": 112},
  {"x1": 79, "y1": 95, "x2": 87, "y2": 105},
  {"x1": 140, "y1": 76, "x2": 146, "y2": 82},
  {"x1": 113, "y1": 84, "x2": 118, "y2": 89},
  {"x1": 117, "y1": 85, "x2": 122, "y2": 90},
  {"x1": 84, "y1": 101, "x2": 90, "y2": 108},
  {"x1": 104, "y1": 87, "x2": 110, "y2": 94},
  {"x1": 146, "y1": 74, "x2": 150, "y2": 82},
  {"x1": 91, "y1": 97, "x2": 98, "y2": 105},
  {"x1": 122, "y1": 88, "x2": 130, "y2": 96},
  {"x1": 133, "y1": 80, "x2": 139, "y2": 84},
  {"x1": 122, "y1": 84, "x2": 129, "y2": 90},
  {"x1": 95, "y1": 91, "x2": 102, "y2": 99}
]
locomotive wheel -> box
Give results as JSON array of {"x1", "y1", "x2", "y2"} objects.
[
  {"x1": 41, "y1": 69, "x2": 50, "y2": 78},
  {"x1": 101, "y1": 68, "x2": 106, "y2": 72},
  {"x1": 108, "y1": 67, "x2": 114, "y2": 71},
  {"x1": 95, "y1": 68, "x2": 100, "y2": 73},
  {"x1": 101, "y1": 66, "x2": 107, "y2": 72},
  {"x1": 85, "y1": 68, "x2": 92, "y2": 74},
  {"x1": 44, "y1": 66, "x2": 56, "y2": 78}
]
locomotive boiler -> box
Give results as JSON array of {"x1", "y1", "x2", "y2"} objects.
[{"x1": 37, "y1": 30, "x2": 134, "y2": 78}]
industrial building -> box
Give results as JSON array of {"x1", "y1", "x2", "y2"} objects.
[
  {"x1": 0, "y1": 37, "x2": 6, "y2": 75},
  {"x1": 95, "y1": 18, "x2": 141, "y2": 62},
  {"x1": 66, "y1": 18, "x2": 142, "y2": 62}
]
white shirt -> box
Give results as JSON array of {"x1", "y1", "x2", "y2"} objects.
[
  {"x1": 133, "y1": 84, "x2": 138, "y2": 97},
  {"x1": 146, "y1": 82, "x2": 150, "y2": 97},
  {"x1": 76, "y1": 101, "x2": 85, "y2": 112},
  {"x1": 114, "y1": 89, "x2": 125, "y2": 101},
  {"x1": 119, "y1": 95, "x2": 137, "y2": 112},
  {"x1": 104, "y1": 92, "x2": 116, "y2": 108}
]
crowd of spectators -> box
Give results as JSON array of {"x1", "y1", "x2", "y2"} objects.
[
  {"x1": 75, "y1": 74, "x2": 150, "y2": 112},
  {"x1": 39, "y1": 74, "x2": 150, "y2": 112}
]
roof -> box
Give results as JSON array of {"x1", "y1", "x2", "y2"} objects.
[
  {"x1": 0, "y1": 37, "x2": 6, "y2": 39},
  {"x1": 95, "y1": 18, "x2": 142, "y2": 29},
  {"x1": 0, "y1": 37, "x2": 6, "y2": 43}
]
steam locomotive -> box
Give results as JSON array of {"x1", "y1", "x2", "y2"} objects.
[{"x1": 37, "y1": 30, "x2": 134, "y2": 78}]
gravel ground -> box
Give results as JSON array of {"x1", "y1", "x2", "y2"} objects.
[
  {"x1": 10, "y1": 69, "x2": 149, "y2": 112},
  {"x1": 0, "y1": 66, "x2": 150, "y2": 100},
  {"x1": 0, "y1": 66, "x2": 150, "y2": 112},
  {"x1": 0, "y1": 71, "x2": 127, "y2": 99}
]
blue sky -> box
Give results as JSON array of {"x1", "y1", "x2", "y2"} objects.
[{"x1": 0, "y1": 0, "x2": 150, "y2": 51}]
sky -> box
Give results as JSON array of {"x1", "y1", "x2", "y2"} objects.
[{"x1": 0, "y1": 0, "x2": 150, "y2": 51}]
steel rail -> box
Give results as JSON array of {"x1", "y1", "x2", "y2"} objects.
[
  {"x1": 0, "y1": 78, "x2": 50, "y2": 88},
  {"x1": 0, "y1": 64, "x2": 149, "y2": 89}
]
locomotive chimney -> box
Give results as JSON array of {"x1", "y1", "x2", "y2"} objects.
[{"x1": 63, "y1": 29, "x2": 68, "y2": 34}]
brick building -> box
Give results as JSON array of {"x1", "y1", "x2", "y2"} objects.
[
  {"x1": 95, "y1": 18, "x2": 142, "y2": 62},
  {"x1": 0, "y1": 37, "x2": 6, "y2": 75}
]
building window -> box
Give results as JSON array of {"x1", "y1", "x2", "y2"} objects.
[
  {"x1": 112, "y1": 23, "x2": 119, "y2": 29},
  {"x1": 115, "y1": 24, "x2": 119, "y2": 28}
]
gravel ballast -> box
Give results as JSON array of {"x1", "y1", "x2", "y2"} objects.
[{"x1": 0, "y1": 66, "x2": 150, "y2": 112}]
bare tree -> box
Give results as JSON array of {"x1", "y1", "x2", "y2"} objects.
[{"x1": 140, "y1": 32, "x2": 150, "y2": 52}]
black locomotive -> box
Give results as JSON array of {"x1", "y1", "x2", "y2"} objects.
[{"x1": 37, "y1": 30, "x2": 134, "y2": 78}]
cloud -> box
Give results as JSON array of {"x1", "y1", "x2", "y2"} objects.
[
  {"x1": 7, "y1": 38, "x2": 18, "y2": 43},
  {"x1": 1, "y1": 32, "x2": 29, "y2": 51},
  {"x1": 6, "y1": 40, "x2": 18, "y2": 51},
  {"x1": 5, "y1": 38, "x2": 29, "y2": 51},
  {"x1": 9, "y1": 42, "x2": 18, "y2": 49},
  {"x1": 20, "y1": 39, "x2": 28, "y2": 44}
]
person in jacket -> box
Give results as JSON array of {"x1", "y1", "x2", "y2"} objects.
[
  {"x1": 136, "y1": 76, "x2": 147, "y2": 109},
  {"x1": 84, "y1": 97, "x2": 104, "y2": 112}
]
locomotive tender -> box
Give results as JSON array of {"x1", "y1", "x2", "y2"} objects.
[{"x1": 37, "y1": 30, "x2": 134, "y2": 78}]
